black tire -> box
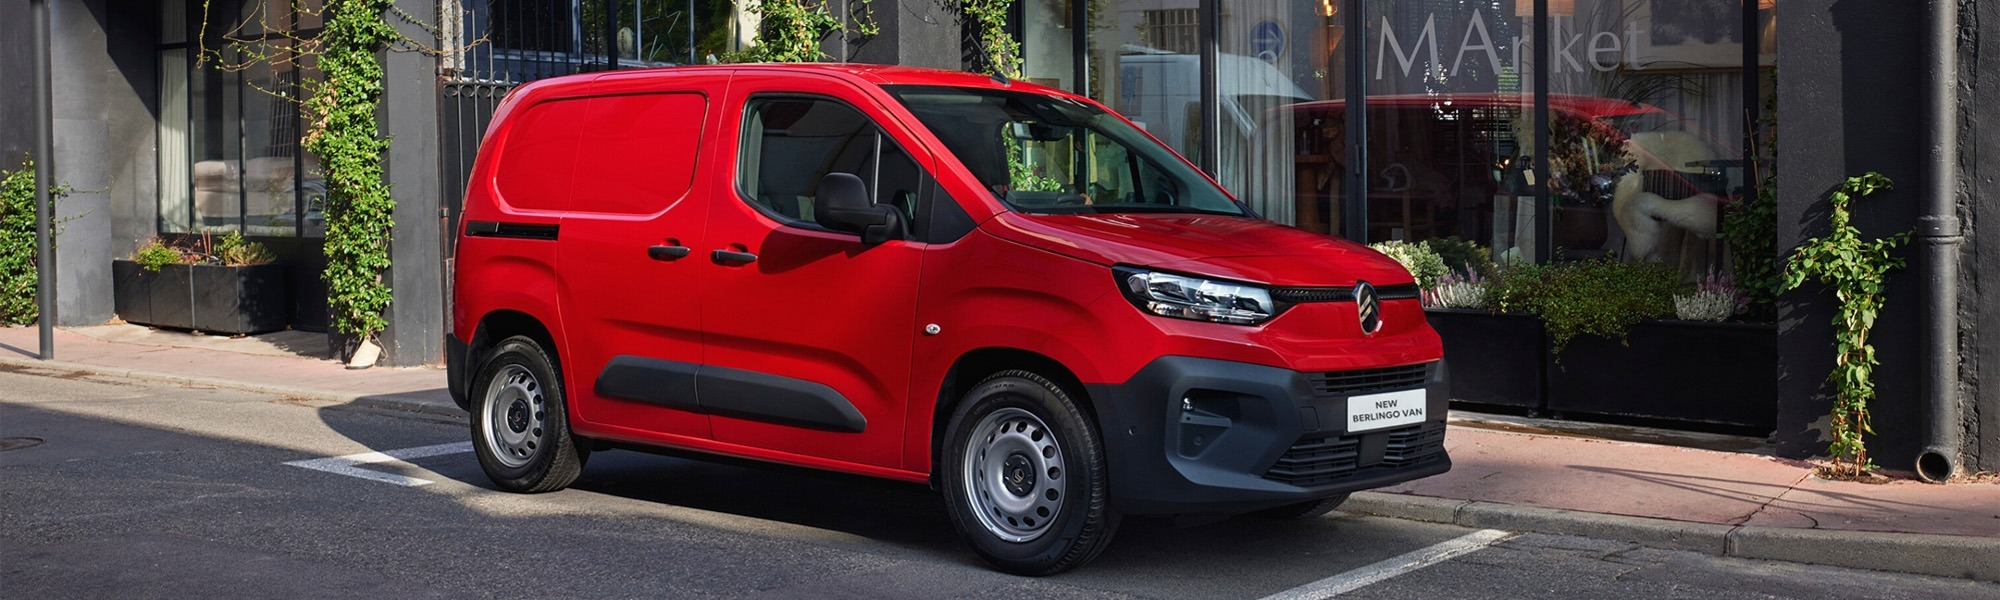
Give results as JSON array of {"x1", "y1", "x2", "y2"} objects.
[
  {"x1": 1252, "y1": 494, "x2": 1351, "y2": 520},
  {"x1": 471, "y1": 335, "x2": 587, "y2": 493},
  {"x1": 941, "y1": 371, "x2": 1119, "y2": 576}
]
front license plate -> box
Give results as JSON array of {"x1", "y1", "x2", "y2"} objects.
[{"x1": 1347, "y1": 389, "x2": 1427, "y2": 432}]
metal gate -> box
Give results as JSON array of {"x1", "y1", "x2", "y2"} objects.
[{"x1": 436, "y1": 0, "x2": 647, "y2": 249}]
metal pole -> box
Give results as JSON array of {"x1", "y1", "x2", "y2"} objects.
[{"x1": 32, "y1": 0, "x2": 56, "y2": 361}]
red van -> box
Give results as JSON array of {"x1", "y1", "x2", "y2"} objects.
[{"x1": 448, "y1": 64, "x2": 1449, "y2": 574}]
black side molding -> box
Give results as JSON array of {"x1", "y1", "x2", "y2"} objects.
[
  {"x1": 465, "y1": 221, "x2": 560, "y2": 240},
  {"x1": 595, "y1": 356, "x2": 700, "y2": 411},
  {"x1": 594, "y1": 356, "x2": 867, "y2": 433},
  {"x1": 697, "y1": 366, "x2": 867, "y2": 433}
]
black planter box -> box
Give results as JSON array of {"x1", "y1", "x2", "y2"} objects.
[
  {"x1": 111, "y1": 260, "x2": 155, "y2": 326},
  {"x1": 191, "y1": 264, "x2": 287, "y2": 334},
  {"x1": 1546, "y1": 320, "x2": 1777, "y2": 432},
  {"x1": 1425, "y1": 309, "x2": 1546, "y2": 413},
  {"x1": 111, "y1": 260, "x2": 287, "y2": 335}
]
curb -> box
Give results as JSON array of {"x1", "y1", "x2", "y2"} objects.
[
  {"x1": 1345, "y1": 491, "x2": 2000, "y2": 582},
  {"x1": 0, "y1": 356, "x2": 465, "y2": 419}
]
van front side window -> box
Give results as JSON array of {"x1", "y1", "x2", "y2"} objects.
[
  {"x1": 888, "y1": 85, "x2": 1244, "y2": 217},
  {"x1": 737, "y1": 96, "x2": 920, "y2": 225}
]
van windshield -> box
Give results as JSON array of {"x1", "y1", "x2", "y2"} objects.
[{"x1": 886, "y1": 85, "x2": 1246, "y2": 216}]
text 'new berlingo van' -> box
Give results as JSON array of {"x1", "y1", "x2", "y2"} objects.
[{"x1": 448, "y1": 64, "x2": 1450, "y2": 575}]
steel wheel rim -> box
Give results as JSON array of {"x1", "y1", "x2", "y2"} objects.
[
  {"x1": 961, "y1": 406, "x2": 1066, "y2": 543},
  {"x1": 481, "y1": 364, "x2": 546, "y2": 469}
]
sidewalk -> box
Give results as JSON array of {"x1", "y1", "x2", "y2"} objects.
[{"x1": 2, "y1": 324, "x2": 1995, "y2": 580}]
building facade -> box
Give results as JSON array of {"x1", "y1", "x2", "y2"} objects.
[{"x1": 0, "y1": 0, "x2": 1992, "y2": 476}]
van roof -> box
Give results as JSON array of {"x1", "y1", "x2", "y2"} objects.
[{"x1": 514, "y1": 63, "x2": 1075, "y2": 99}]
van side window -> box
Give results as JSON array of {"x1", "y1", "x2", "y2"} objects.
[{"x1": 738, "y1": 97, "x2": 921, "y2": 226}]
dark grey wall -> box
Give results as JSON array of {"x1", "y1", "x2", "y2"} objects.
[
  {"x1": 1776, "y1": 0, "x2": 1988, "y2": 472},
  {"x1": 379, "y1": 0, "x2": 444, "y2": 367},
  {"x1": 834, "y1": 0, "x2": 961, "y2": 70},
  {"x1": 0, "y1": 0, "x2": 32, "y2": 172},
  {"x1": 1969, "y1": 0, "x2": 1999, "y2": 472},
  {"x1": 47, "y1": 0, "x2": 158, "y2": 327}
]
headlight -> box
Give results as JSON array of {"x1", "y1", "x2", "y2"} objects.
[{"x1": 1116, "y1": 267, "x2": 1276, "y2": 325}]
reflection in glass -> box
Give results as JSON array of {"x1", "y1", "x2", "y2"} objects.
[
  {"x1": 1217, "y1": 1, "x2": 1336, "y2": 227},
  {"x1": 1086, "y1": 1, "x2": 1204, "y2": 160},
  {"x1": 1338, "y1": 0, "x2": 1530, "y2": 264},
  {"x1": 1551, "y1": 0, "x2": 1747, "y2": 278}
]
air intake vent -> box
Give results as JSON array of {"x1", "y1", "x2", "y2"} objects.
[{"x1": 1309, "y1": 362, "x2": 1433, "y2": 396}]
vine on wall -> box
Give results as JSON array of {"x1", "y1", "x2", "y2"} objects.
[
  {"x1": 959, "y1": 0, "x2": 1019, "y2": 77},
  {"x1": 197, "y1": 0, "x2": 457, "y2": 351},
  {"x1": 741, "y1": 0, "x2": 877, "y2": 63},
  {"x1": 306, "y1": 0, "x2": 398, "y2": 342},
  {"x1": 1782, "y1": 173, "x2": 1909, "y2": 478}
]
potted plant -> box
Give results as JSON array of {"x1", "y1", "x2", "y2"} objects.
[
  {"x1": 113, "y1": 233, "x2": 286, "y2": 335},
  {"x1": 1528, "y1": 260, "x2": 1775, "y2": 432},
  {"x1": 1372, "y1": 238, "x2": 1548, "y2": 414}
]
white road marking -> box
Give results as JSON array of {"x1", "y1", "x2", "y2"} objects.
[
  {"x1": 1259, "y1": 528, "x2": 1516, "y2": 600},
  {"x1": 283, "y1": 442, "x2": 473, "y2": 487}
]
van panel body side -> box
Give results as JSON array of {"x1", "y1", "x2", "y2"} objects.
[
  {"x1": 452, "y1": 76, "x2": 599, "y2": 371},
  {"x1": 557, "y1": 71, "x2": 728, "y2": 441}
]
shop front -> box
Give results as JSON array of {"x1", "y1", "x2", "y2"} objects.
[{"x1": 1011, "y1": 0, "x2": 1776, "y2": 432}]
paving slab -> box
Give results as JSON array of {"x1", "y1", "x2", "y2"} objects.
[
  {"x1": 1743, "y1": 475, "x2": 2000, "y2": 537},
  {"x1": 1380, "y1": 427, "x2": 1813, "y2": 525},
  {"x1": 0, "y1": 326, "x2": 449, "y2": 414}
]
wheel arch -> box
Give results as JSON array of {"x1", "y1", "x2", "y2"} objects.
[
  {"x1": 929, "y1": 347, "x2": 1096, "y2": 489},
  {"x1": 456, "y1": 309, "x2": 562, "y2": 411}
]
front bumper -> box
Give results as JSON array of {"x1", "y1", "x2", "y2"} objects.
[{"x1": 1086, "y1": 356, "x2": 1451, "y2": 516}]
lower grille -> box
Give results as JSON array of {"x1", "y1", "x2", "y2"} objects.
[
  {"x1": 1263, "y1": 423, "x2": 1446, "y2": 487},
  {"x1": 1384, "y1": 425, "x2": 1447, "y2": 466},
  {"x1": 1309, "y1": 363, "x2": 1433, "y2": 396}
]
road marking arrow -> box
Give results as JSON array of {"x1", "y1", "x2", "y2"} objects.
[{"x1": 283, "y1": 442, "x2": 472, "y2": 487}]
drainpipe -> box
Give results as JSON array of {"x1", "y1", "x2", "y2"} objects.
[{"x1": 1916, "y1": 0, "x2": 1963, "y2": 482}]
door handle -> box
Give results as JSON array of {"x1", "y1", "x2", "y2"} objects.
[
  {"x1": 647, "y1": 245, "x2": 691, "y2": 261},
  {"x1": 711, "y1": 249, "x2": 758, "y2": 265}
]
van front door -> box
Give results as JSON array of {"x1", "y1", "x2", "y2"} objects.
[{"x1": 697, "y1": 77, "x2": 929, "y2": 469}]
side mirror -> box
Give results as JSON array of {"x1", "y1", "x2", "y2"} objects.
[{"x1": 813, "y1": 172, "x2": 905, "y2": 245}]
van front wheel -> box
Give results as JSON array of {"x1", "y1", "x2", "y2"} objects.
[
  {"x1": 941, "y1": 371, "x2": 1119, "y2": 575},
  {"x1": 471, "y1": 336, "x2": 586, "y2": 493}
]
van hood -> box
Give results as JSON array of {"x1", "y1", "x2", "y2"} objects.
[{"x1": 982, "y1": 212, "x2": 1415, "y2": 287}]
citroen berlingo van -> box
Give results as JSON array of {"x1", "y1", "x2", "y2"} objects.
[{"x1": 448, "y1": 64, "x2": 1449, "y2": 575}]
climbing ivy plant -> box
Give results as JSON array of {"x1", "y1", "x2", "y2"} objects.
[
  {"x1": 959, "y1": 0, "x2": 1020, "y2": 78},
  {"x1": 740, "y1": 0, "x2": 877, "y2": 63},
  {"x1": 1782, "y1": 173, "x2": 1910, "y2": 478},
  {"x1": 194, "y1": 0, "x2": 449, "y2": 350},
  {"x1": 306, "y1": 0, "x2": 398, "y2": 342}
]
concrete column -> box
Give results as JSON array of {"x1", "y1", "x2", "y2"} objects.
[
  {"x1": 45, "y1": 0, "x2": 158, "y2": 327},
  {"x1": 837, "y1": 0, "x2": 960, "y2": 70},
  {"x1": 377, "y1": 0, "x2": 444, "y2": 367}
]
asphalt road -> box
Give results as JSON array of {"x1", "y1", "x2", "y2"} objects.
[{"x1": 2, "y1": 368, "x2": 1993, "y2": 599}]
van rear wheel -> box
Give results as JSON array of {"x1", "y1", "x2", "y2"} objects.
[
  {"x1": 471, "y1": 336, "x2": 586, "y2": 493},
  {"x1": 941, "y1": 371, "x2": 1118, "y2": 575}
]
